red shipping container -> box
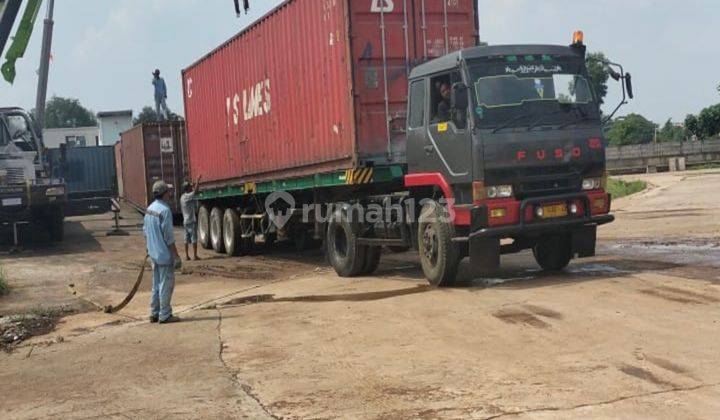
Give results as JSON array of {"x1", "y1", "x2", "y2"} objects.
[
  {"x1": 118, "y1": 122, "x2": 189, "y2": 214},
  {"x1": 182, "y1": 0, "x2": 478, "y2": 187}
]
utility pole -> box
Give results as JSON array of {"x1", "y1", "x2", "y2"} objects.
[{"x1": 34, "y1": 0, "x2": 54, "y2": 131}]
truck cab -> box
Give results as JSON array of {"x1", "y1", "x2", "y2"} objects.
[
  {"x1": 405, "y1": 38, "x2": 629, "y2": 285},
  {"x1": 0, "y1": 107, "x2": 67, "y2": 244}
]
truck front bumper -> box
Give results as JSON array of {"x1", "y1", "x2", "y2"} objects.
[
  {"x1": 0, "y1": 183, "x2": 66, "y2": 223},
  {"x1": 462, "y1": 213, "x2": 614, "y2": 240}
]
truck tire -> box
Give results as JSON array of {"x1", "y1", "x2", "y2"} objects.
[
  {"x1": 223, "y1": 208, "x2": 241, "y2": 256},
  {"x1": 326, "y1": 207, "x2": 366, "y2": 277},
  {"x1": 210, "y1": 207, "x2": 225, "y2": 254},
  {"x1": 360, "y1": 246, "x2": 382, "y2": 276},
  {"x1": 418, "y1": 202, "x2": 460, "y2": 287},
  {"x1": 533, "y1": 235, "x2": 572, "y2": 271},
  {"x1": 198, "y1": 205, "x2": 211, "y2": 250},
  {"x1": 48, "y1": 207, "x2": 64, "y2": 242}
]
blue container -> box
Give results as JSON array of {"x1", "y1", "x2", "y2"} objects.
[{"x1": 47, "y1": 146, "x2": 117, "y2": 216}]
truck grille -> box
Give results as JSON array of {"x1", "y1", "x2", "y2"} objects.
[{"x1": 5, "y1": 167, "x2": 25, "y2": 184}]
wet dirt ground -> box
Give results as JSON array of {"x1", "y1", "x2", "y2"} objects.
[{"x1": 1, "y1": 170, "x2": 719, "y2": 419}]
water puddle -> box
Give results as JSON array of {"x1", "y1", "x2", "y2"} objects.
[{"x1": 604, "y1": 239, "x2": 720, "y2": 268}]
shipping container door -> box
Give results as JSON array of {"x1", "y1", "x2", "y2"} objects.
[
  {"x1": 349, "y1": 0, "x2": 416, "y2": 163},
  {"x1": 412, "y1": 0, "x2": 478, "y2": 61}
]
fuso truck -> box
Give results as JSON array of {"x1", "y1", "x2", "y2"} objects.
[
  {"x1": 182, "y1": 0, "x2": 632, "y2": 286},
  {"x1": 0, "y1": 107, "x2": 66, "y2": 244}
]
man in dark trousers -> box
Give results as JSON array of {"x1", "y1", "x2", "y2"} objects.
[
  {"x1": 144, "y1": 180, "x2": 182, "y2": 324},
  {"x1": 180, "y1": 176, "x2": 201, "y2": 261},
  {"x1": 152, "y1": 69, "x2": 169, "y2": 122}
]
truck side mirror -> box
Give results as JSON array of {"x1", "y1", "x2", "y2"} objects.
[
  {"x1": 451, "y1": 82, "x2": 469, "y2": 110},
  {"x1": 625, "y1": 73, "x2": 633, "y2": 99}
]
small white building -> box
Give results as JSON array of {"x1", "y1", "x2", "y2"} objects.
[
  {"x1": 42, "y1": 126, "x2": 99, "y2": 148},
  {"x1": 97, "y1": 110, "x2": 133, "y2": 146}
]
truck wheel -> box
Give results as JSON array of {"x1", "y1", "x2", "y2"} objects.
[
  {"x1": 210, "y1": 207, "x2": 225, "y2": 254},
  {"x1": 48, "y1": 207, "x2": 64, "y2": 242},
  {"x1": 418, "y1": 202, "x2": 460, "y2": 287},
  {"x1": 360, "y1": 246, "x2": 382, "y2": 276},
  {"x1": 533, "y1": 235, "x2": 572, "y2": 271},
  {"x1": 223, "y1": 209, "x2": 241, "y2": 256},
  {"x1": 198, "y1": 205, "x2": 211, "y2": 250},
  {"x1": 326, "y1": 207, "x2": 366, "y2": 277}
]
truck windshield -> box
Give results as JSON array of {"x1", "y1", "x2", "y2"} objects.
[
  {"x1": 475, "y1": 74, "x2": 593, "y2": 108},
  {"x1": 468, "y1": 56, "x2": 600, "y2": 129}
]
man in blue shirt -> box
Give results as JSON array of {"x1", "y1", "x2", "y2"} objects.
[
  {"x1": 144, "y1": 180, "x2": 182, "y2": 324},
  {"x1": 152, "y1": 69, "x2": 169, "y2": 122}
]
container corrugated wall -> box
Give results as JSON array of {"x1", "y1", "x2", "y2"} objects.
[
  {"x1": 47, "y1": 146, "x2": 117, "y2": 197},
  {"x1": 182, "y1": 0, "x2": 478, "y2": 187},
  {"x1": 119, "y1": 122, "x2": 189, "y2": 214}
]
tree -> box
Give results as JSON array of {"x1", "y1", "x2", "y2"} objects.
[
  {"x1": 658, "y1": 119, "x2": 687, "y2": 143},
  {"x1": 586, "y1": 52, "x2": 610, "y2": 107},
  {"x1": 605, "y1": 113, "x2": 657, "y2": 146},
  {"x1": 133, "y1": 106, "x2": 183, "y2": 125},
  {"x1": 697, "y1": 104, "x2": 720, "y2": 139},
  {"x1": 43, "y1": 96, "x2": 97, "y2": 128},
  {"x1": 685, "y1": 114, "x2": 699, "y2": 138}
]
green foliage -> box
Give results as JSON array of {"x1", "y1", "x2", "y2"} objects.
[
  {"x1": 684, "y1": 114, "x2": 699, "y2": 138},
  {"x1": 684, "y1": 104, "x2": 720, "y2": 139},
  {"x1": 606, "y1": 113, "x2": 657, "y2": 146},
  {"x1": 697, "y1": 104, "x2": 720, "y2": 139},
  {"x1": 658, "y1": 119, "x2": 687, "y2": 143},
  {"x1": 133, "y1": 106, "x2": 183, "y2": 126},
  {"x1": 43, "y1": 96, "x2": 97, "y2": 129},
  {"x1": 586, "y1": 52, "x2": 610, "y2": 107},
  {"x1": 607, "y1": 178, "x2": 647, "y2": 199}
]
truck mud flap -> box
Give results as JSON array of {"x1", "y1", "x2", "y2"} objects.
[
  {"x1": 571, "y1": 225, "x2": 597, "y2": 258},
  {"x1": 470, "y1": 237, "x2": 500, "y2": 271}
]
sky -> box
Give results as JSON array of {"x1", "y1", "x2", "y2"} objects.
[{"x1": 2, "y1": 0, "x2": 718, "y2": 125}]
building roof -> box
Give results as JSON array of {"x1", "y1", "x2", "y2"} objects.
[{"x1": 97, "y1": 110, "x2": 133, "y2": 118}]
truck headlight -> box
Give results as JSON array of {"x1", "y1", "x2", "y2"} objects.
[
  {"x1": 46, "y1": 187, "x2": 65, "y2": 197},
  {"x1": 487, "y1": 185, "x2": 513, "y2": 199},
  {"x1": 582, "y1": 178, "x2": 602, "y2": 191}
]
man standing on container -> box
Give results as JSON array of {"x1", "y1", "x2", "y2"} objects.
[
  {"x1": 152, "y1": 69, "x2": 169, "y2": 122},
  {"x1": 180, "y1": 176, "x2": 201, "y2": 261},
  {"x1": 144, "y1": 180, "x2": 182, "y2": 324}
]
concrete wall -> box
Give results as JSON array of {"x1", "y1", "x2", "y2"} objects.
[
  {"x1": 606, "y1": 139, "x2": 720, "y2": 174},
  {"x1": 98, "y1": 113, "x2": 133, "y2": 146},
  {"x1": 42, "y1": 126, "x2": 99, "y2": 149}
]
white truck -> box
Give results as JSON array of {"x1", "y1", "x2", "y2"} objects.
[{"x1": 0, "y1": 107, "x2": 66, "y2": 244}]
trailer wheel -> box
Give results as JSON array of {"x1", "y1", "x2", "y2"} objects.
[
  {"x1": 210, "y1": 207, "x2": 225, "y2": 253},
  {"x1": 360, "y1": 246, "x2": 382, "y2": 276},
  {"x1": 198, "y1": 205, "x2": 211, "y2": 250},
  {"x1": 223, "y1": 209, "x2": 241, "y2": 256},
  {"x1": 418, "y1": 202, "x2": 460, "y2": 287},
  {"x1": 533, "y1": 235, "x2": 572, "y2": 271},
  {"x1": 326, "y1": 207, "x2": 366, "y2": 277}
]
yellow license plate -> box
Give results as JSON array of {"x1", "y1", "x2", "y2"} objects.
[{"x1": 542, "y1": 203, "x2": 568, "y2": 218}]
